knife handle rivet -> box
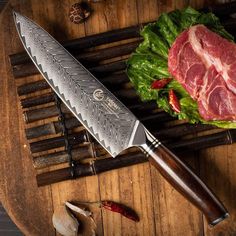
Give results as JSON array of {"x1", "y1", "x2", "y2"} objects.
[{"x1": 142, "y1": 139, "x2": 161, "y2": 157}]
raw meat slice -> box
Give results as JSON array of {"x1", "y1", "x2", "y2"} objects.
[{"x1": 168, "y1": 24, "x2": 236, "y2": 121}]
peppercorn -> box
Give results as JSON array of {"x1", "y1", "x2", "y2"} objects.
[{"x1": 69, "y1": 2, "x2": 91, "y2": 24}]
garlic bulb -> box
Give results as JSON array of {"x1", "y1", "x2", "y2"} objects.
[{"x1": 52, "y1": 205, "x2": 79, "y2": 236}]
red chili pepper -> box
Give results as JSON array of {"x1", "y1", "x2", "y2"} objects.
[
  {"x1": 101, "y1": 201, "x2": 139, "y2": 222},
  {"x1": 169, "y1": 89, "x2": 181, "y2": 113},
  {"x1": 151, "y1": 78, "x2": 172, "y2": 89}
]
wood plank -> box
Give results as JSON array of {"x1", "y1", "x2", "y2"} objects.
[
  {"x1": 1, "y1": 0, "x2": 236, "y2": 235},
  {"x1": 29, "y1": 1, "x2": 103, "y2": 235},
  {"x1": 136, "y1": 1, "x2": 203, "y2": 235},
  {"x1": 0, "y1": 1, "x2": 55, "y2": 235},
  {"x1": 196, "y1": 0, "x2": 236, "y2": 235},
  {"x1": 83, "y1": 1, "x2": 156, "y2": 235},
  {"x1": 135, "y1": 1, "x2": 202, "y2": 235},
  {"x1": 136, "y1": 0, "x2": 159, "y2": 23},
  {"x1": 200, "y1": 145, "x2": 236, "y2": 235}
]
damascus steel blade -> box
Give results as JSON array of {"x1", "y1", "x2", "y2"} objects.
[{"x1": 13, "y1": 12, "x2": 148, "y2": 156}]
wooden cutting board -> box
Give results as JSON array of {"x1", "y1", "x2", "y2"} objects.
[{"x1": 0, "y1": 0, "x2": 236, "y2": 235}]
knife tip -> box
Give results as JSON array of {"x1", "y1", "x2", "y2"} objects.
[
  {"x1": 12, "y1": 10, "x2": 21, "y2": 22},
  {"x1": 12, "y1": 10, "x2": 17, "y2": 17},
  {"x1": 12, "y1": 10, "x2": 18, "y2": 22}
]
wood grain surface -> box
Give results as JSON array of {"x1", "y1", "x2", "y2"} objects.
[{"x1": 0, "y1": 0, "x2": 236, "y2": 235}]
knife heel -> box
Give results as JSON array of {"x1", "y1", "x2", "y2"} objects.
[{"x1": 140, "y1": 131, "x2": 229, "y2": 226}]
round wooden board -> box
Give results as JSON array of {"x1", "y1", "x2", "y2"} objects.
[{"x1": 0, "y1": 0, "x2": 236, "y2": 235}]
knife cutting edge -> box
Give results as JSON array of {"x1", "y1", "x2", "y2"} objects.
[{"x1": 13, "y1": 11, "x2": 229, "y2": 226}]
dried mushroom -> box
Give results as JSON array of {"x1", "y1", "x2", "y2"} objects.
[{"x1": 69, "y1": 2, "x2": 91, "y2": 24}]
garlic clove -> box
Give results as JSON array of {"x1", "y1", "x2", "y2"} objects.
[
  {"x1": 65, "y1": 202, "x2": 96, "y2": 236},
  {"x1": 76, "y1": 212, "x2": 96, "y2": 236},
  {"x1": 65, "y1": 201, "x2": 92, "y2": 217},
  {"x1": 52, "y1": 205, "x2": 79, "y2": 236}
]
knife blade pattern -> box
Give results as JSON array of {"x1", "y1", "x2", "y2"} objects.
[{"x1": 13, "y1": 12, "x2": 139, "y2": 156}]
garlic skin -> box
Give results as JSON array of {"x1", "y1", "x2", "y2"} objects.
[
  {"x1": 65, "y1": 202, "x2": 96, "y2": 236},
  {"x1": 52, "y1": 205, "x2": 79, "y2": 236},
  {"x1": 65, "y1": 201, "x2": 92, "y2": 217}
]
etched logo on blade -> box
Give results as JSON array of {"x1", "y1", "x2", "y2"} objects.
[
  {"x1": 93, "y1": 89, "x2": 104, "y2": 101},
  {"x1": 93, "y1": 89, "x2": 121, "y2": 118}
]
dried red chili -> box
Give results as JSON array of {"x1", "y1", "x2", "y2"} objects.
[
  {"x1": 169, "y1": 89, "x2": 181, "y2": 113},
  {"x1": 151, "y1": 78, "x2": 172, "y2": 89},
  {"x1": 101, "y1": 201, "x2": 139, "y2": 222}
]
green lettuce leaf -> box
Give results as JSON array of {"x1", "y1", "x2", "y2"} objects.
[{"x1": 127, "y1": 7, "x2": 236, "y2": 129}]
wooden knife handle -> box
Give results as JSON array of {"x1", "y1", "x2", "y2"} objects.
[{"x1": 141, "y1": 142, "x2": 229, "y2": 226}]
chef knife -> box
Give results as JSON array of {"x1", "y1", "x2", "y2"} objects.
[{"x1": 13, "y1": 11, "x2": 228, "y2": 226}]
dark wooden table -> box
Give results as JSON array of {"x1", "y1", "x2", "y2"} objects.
[{"x1": 0, "y1": 0, "x2": 236, "y2": 235}]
